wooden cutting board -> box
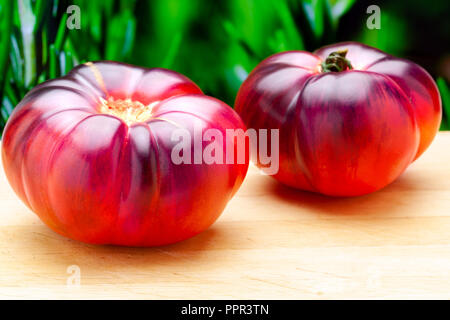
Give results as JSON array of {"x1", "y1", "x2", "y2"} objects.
[{"x1": 1, "y1": 133, "x2": 450, "y2": 299}]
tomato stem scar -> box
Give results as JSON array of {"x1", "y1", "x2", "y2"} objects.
[{"x1": 321, "y1": 49, "x2": 353, "y2": 73}]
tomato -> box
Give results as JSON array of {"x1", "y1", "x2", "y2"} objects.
[
  {"x1": 2, "y1": 61, "x2": 248, "y2": 246},
  {"x1": 235, "y1": 42, "x2": 441, "y2": 196}
]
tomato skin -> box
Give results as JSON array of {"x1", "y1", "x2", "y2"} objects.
[
  {"x1": 2, "y1": 62, "x2": 248, "y2": 246},
  {"x1": 235, "y1": 42, "x2": 441, "y2": 196}
]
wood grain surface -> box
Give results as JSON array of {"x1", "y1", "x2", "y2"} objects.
[{"x1": 1, "y1": 133, "x2": 450, "y2": 299}]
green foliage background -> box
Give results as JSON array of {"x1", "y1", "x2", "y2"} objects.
[{"x1": 0, "y1": 0, "x2": 449, "y2": 134}]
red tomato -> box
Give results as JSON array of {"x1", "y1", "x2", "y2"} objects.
[
  {"x1": 235, "y1": 42, "x2": 441, "y2": 196},
  {"x1": 2, "y1": 62, "x2": 248, "y2": 246}
]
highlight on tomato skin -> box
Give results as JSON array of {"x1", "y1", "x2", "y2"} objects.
[
  {"x1": 1, "y1": 61, "x2": 249, "y2": 246},
  {"x1": 235, "y1": 41, "x2": 442, "y2": 197}
]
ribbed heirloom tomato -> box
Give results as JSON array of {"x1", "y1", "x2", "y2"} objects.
[
  {"x1": 2, "y1": 61, "x2": 248, "y2": 246},
  {"x1": 235, "y1": 42, "x2": 441, "y2": 196}
]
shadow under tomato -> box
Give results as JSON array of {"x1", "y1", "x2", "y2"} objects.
[
  {"x1": 11, "y1": 221, "x2": 234, "y2": 285},
  {"x1": 266, "y1": 170, "x2": 427, "y2": 218}
]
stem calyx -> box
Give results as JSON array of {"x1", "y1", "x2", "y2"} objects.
[{"x1": 321, "y1": 49, "x2": 353, "y2": 73}]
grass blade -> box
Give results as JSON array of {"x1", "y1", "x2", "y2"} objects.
[
  {"x1": 0, "y1": 0, "x2": 13, "y2": 90},
  {"x1": 18, "y1": 0, "x2": 37, "y2": 87},
  {"x1": 437, "y1": 78, "x2": 450, "y2": 130}
]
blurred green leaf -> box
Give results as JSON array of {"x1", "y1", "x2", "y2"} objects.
[
  {"x1": 0, "y1": 0, "x2": 13, "y2": 97},
  {"x1": 18, "y1": 0, "x2": 37, "y2": 87},
  {"x1": 438, "y1": 78, "x2": 450, "y2": 130},
  {"x1": 54, "y1": 13, "x2": 68, "y2": 52},
  {"x1": 326, "y1": 0, "x2": 356, "y2": 28},
  {"x1": 9, "y1": 34, "x2": 23, "y2": 89},
  {"x1": 161, "y1": 32, "x2": 182, "y2": 69},
  {"x1": 358, "y1": 10, "x2": 409, "y2": 56},
  {"x1": 273, "y1": 0, "x2": 304, "y2": 50},
  {"x1": 302, "y1": 0, "x2": 325, "y2": 39},
  {"x1": 49, "y1": 43, "x2": 57, "y2": 79},
  {"x1": 106, "y1": 9, "x2": 136, "y2": 60},
  {"x1": 33, "y1": 0, "x2": 49, "y2": 33}
]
